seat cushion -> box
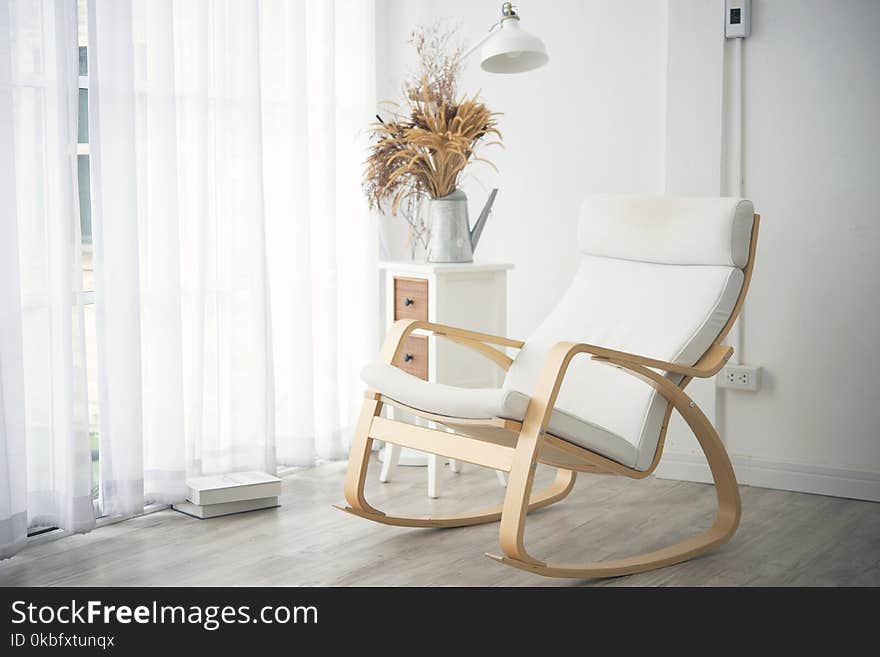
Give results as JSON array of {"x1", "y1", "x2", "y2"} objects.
[{"x1": 361, "y1": 362, "x2": 640, "y2": 468}]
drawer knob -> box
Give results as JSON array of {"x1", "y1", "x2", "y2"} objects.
[
  {"x1": 403, "y1": 297, "x2": 414, "y2": 306},
  {"x1": 403, "y1": 353, "x2": 414, "y2": 362}
]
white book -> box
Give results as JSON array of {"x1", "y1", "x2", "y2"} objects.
[
  {"x1": 173, "y1": 496, "x2": 280, "y2": 519},
  {"x1": 185, "y1": 471, "x2": 282, "y2": 505}
]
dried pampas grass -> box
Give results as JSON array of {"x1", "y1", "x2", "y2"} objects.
[{"x1": 363, "y1": 21, "x2": 503, "y2": 220}]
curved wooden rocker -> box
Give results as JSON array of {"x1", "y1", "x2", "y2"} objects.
[
  {"x1": 337, "y1": 201, "x2": 759, "y2": 580},
  {"x1": 335, "y1": 466, "x2": 576, "y2": 529},
  {"x1": 485, "y1": 345, "x2": 742, "y2": 578}
]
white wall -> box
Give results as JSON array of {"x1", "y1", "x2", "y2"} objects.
[
  {"x1": 727, "y1": 1, "x2": 880, "y2": 493},
  {"x1": 653, "y1": 1, "x2": 880, "y2": 501},
  {"x1": 657, "y1": 0, "x2": 728, "y2": 465},
  {"x1": 376, "y1": 0, "x2": 667, "y2": 338},
  {"x1": 374, "y1": 1, "x2": 880, "y2": 500}
]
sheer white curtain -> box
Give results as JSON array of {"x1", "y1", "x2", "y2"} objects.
[
  {"x1": 0, "y1": 0, "x2": 95, "y2": 558},
  {"x1": 89, "y1": 0, "x2": 377, "y2": 513}
]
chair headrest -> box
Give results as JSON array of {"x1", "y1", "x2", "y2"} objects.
[{"x1": 578, "y1": 195, "x2": 755, "y2": 268}]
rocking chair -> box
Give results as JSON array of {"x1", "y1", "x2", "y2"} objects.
[{"x1": 336, "y1": 195, "x2": 759, "y2": 579}]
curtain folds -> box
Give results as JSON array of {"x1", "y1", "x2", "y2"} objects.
[
  {"x1": 0, "y1": 0, "x2": 96, "y2": 558},
  {"x1": 89, "y1": 0, "x2": 378, "y2": 510}
]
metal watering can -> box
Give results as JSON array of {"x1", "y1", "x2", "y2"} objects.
[{"x1": 426, "y1": 188, "x2": 498, "y2": 263}]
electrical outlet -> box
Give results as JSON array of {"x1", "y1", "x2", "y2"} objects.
[{"x1": 717, "y1": 364, "x2": 761, "y2": 391}]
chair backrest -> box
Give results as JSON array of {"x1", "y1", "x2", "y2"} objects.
[{"x1": 504, "y1": 195, "x2": 756, "y2": 470}]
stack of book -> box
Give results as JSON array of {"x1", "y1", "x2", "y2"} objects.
[{"x1": 172, "y1": 471, "x2": 282, "y2": 519}]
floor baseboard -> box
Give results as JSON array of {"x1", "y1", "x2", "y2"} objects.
[{"x1": 654, "y1": 452, "x2": 880, "y2": 502}]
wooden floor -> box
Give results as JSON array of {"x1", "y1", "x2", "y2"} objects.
[{"x1": 2, "y1": 456, "x2": 878, "y2": 586}]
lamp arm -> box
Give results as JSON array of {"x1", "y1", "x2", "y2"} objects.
[{"x1": 461, "y1": 25, "x2": 500, "y2": 62}]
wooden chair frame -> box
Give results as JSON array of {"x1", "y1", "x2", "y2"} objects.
[{"x1": 336, "y1": 216, "x2": 759, "y2": 579}]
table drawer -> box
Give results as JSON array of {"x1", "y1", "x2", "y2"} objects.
[
  {"x1": 393, "y1": 277, "x2": 429, "y2": 322},
  {"x1": 393, "y1": 335, "x2": 428, "y2": 380}
]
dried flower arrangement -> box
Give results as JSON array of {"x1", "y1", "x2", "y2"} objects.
[{"x1": 363, "y1": 21, "x2": 502, "y2": 254}]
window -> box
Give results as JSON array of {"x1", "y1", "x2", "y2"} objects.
[
  {"x1": 76, "y1": 0, "x2": 101, "y2": 511},
  {"x1": 22, "y1": 0, "x2": 101, "y2": 539}
]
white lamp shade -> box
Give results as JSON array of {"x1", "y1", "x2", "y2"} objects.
[{"x1": 480, "y1": 19, "x2": 548, "y2": 74}]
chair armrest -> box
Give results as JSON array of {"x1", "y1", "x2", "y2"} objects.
[
  {"x1": 378, "y1": 319, "x2": 525, "y2": 370},
  {"x1": 588, "y1": 343, "x2": 733, "y2": 378},
  {"x1": 520, "y1": 340, "x2": 732, "y2": 440}
]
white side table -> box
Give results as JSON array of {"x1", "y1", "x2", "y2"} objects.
[{"x1": 377, "y1": 261, "x2": 513, "y2": 498}]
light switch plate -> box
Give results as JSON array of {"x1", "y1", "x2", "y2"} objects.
[{"x1": 725, "y1": 0, "x2": 751, "y2": 38}]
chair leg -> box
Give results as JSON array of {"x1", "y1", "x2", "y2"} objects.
[
  {"x1": 343, "y1": 395, "x2": 385, "y2": 516},
  {"x1": 488, "y1": 388, "x2": 742, "y2": 578},
  {"x1": 497, "y1": 431, "x2": 547, "y2": 566},
  {"x1": 449, "y1": 459, "x2": 461, "y2": 474}
]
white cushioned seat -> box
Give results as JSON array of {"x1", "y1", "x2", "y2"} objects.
[
  {"x1": 363, "y1": 195, "x2": 754, "y2": 471},
  {"x1": 361, "y1": 362, "x2": 640, "y2": 467}
]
